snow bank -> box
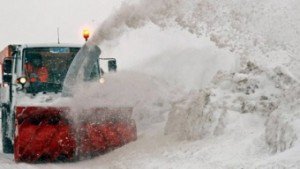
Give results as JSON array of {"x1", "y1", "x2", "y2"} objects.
[
  {"x1": 165, "y1": 90, "x2": 211, "y2": 140},
  {"x1": 164, "y1": 89, "x2": 228, "y2": 140},
  {"x1": 265, "y1": 85, "x2": 300, "y2": 153},
  {"x1": 165, "y1": 58, "x2": 300, "y2": 155},
  {"x1": 265, "y1": 106, "x2": 299, "y2": 154}
]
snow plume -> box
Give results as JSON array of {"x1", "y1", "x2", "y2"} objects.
[
  {"x1": 68, "y1": 72, "x2": 174, "y2": 127},
  {"x1": 88, "y1": 0, "x2": 182, "y2": 45},
  {"x1": 90, "y1": 0, "x2": 300, "y2": 58}
]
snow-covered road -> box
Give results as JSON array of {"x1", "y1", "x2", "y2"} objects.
[{"x1": 1, "y1": 110, "x2": 299, "y2": 169}]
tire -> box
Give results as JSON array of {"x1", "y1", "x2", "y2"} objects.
[{"x1": 1, "y1": 106, "x2": 13, "y2": 153}]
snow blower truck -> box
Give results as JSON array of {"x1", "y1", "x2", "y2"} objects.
[{"x1": 0, "y1": 44, "x2": 137, "y2": 162}]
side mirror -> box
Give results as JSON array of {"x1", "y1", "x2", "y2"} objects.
[
  {"x1": 108, "y1": 59, "x2": 117, "y2": 72},
  {"x1": 3, "y1": 58, "x2": 12, "y2": 83}
]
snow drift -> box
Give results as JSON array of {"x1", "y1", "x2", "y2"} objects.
[{"x1": 164, "y1": 57, "x2": 300, "y2": 155}]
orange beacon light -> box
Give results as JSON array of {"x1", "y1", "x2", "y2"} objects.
[{"x1": 83, "y1": 29, "x2": 90, "y2": 41}]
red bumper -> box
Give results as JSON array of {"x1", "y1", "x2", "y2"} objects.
[{"x1": 14, "y1": 106, "x2": 137, "y2": 162}]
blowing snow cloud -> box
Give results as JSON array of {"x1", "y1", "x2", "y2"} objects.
[{"x1": 90, "y1": 0, "x2": 300, "y2": 59}]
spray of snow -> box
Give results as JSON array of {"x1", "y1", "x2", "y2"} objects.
[
  {"x1": 137, "y1": 47, "x2": 237, "y2": 90},
  {"x1": 90, "y1": 0, "x2": 300, "y2": 59},
  {"x1": 63, "y1": 71, "x2": 176, "y2": 129}
]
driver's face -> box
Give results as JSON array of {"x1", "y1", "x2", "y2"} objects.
[{"x1": 32, "y1": 58, "x2": 42, "y2": 67}]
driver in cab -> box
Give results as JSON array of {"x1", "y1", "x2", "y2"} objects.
[{"x1": 25, "y1": 53, "x2": 49, "y2": 84}]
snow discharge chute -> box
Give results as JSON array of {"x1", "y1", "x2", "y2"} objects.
[{"x1": 62, "y1": 44, "x2": 101, "y2": 95}]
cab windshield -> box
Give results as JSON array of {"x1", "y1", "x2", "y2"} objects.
[{"x1": 23, "y1": 47, "x2": 100, "y2": 94}]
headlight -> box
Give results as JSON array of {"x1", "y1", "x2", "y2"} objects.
[
  {"x1": 19, "y1": 77, "x2": 27, "y2": 84},
  {"x1": 99, "y1": 77, "x2": 105, "y2": 84},
  {"x1": 17, "y1": 77, "x2": 27, "y2": 85}
]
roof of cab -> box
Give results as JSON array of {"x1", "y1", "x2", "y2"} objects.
[{"x1": 21, "y1": 43, "x2": 83, "y2": 48}]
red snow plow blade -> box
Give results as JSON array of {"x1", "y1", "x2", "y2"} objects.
[{"x1": 14, "y1": 106, "x2": 137, "y2": 163}]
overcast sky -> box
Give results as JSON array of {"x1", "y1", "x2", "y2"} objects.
[
  {"x1": 0, "y1": 0, "x2": 122, "y2": 49},
  {"x1": 0, "y1": 0, "x2": 209, "y2": 69}
]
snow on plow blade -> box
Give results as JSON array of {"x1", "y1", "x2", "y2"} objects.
[{"x1": 14, "y1": 106, "x2": 137, "y2": 162}]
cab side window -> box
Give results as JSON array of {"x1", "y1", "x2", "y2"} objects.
[{"x1": 14, "y1": 52, "x2": 19, "y2": 74}]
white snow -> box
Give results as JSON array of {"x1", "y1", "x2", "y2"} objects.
[
  {"x1": 1, "y1": 0, "x2": 300, "y2": 168},
  {"x1": 2, "y1": 52, "x2": 300, "y2": 169}
]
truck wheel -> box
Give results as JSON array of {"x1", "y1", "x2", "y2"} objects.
[{"x1": 1, "y1": 107, "x2": 13, "y2": 153}]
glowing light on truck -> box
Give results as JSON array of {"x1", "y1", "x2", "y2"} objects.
[{"x1": 83, "y1": 29, "x2": 90, "y2": 41}]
